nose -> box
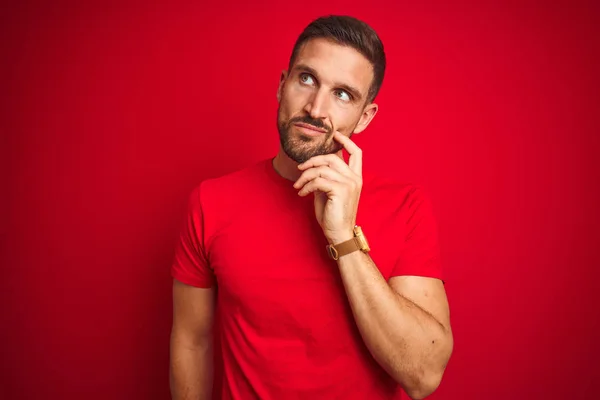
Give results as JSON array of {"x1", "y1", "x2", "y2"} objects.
[{"x1": 303, "y1": 88, "x2": 330, "y2": 120}]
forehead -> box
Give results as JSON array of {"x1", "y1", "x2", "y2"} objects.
[{"x1": 292, "y1": 38, "x2": 373, "y2": 95}]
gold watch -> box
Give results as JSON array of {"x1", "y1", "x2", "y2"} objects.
[{"x1": 326, "y1": 225, "x2": 370, "y2": 260}]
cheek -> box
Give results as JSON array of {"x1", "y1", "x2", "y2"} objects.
[
  {"x1": 280, "y1": 95, "x2": 304, "y2": 120},
  {"x1": 330, "y1": 107, "x2": 359, "y2": 133}
]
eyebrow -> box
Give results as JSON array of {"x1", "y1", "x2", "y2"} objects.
[{"x1": 293, "y1": 63, "x2": 364, "y2": 102}]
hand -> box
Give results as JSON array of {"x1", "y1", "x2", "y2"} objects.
[{"x1": 293, "y1": 131, "x2": 363, "y2": 244}]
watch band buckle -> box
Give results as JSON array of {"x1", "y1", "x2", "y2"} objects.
[{"x1": 327, "y1": 244, "x2": 340, "y2": 260}]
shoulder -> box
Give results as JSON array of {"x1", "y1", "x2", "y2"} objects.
[
  {"x1": 362, "y1": 172, "x2": 434, "y2": 212},
  {"x1": 190, "y1": 159, "x2": 269, "y2": 205},
  {"x1": 204, "y1": 158, "x2": 267, "y2": 189}
]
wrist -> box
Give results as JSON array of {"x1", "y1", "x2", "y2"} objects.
[
  {"x1": 325, "y1": 225, "x2": 371, "y2": 261},
  {"x1": 326, "y1": 229, "x2": 355, "y2": 245}
]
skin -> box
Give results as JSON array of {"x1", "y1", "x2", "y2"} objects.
[
  {"x1": 170, "y1": 37, "x2": 453, "y2": 400},
  {"x1": 275, "y1": 37, "x2": 378, "y2": 176},
  {"x1": 170, "y1": 280, "x2": 215, "y2": 400}
]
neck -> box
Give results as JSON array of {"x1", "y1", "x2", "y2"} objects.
[
  {"x1": 272, "y1": 149, "x2": 301, "y2": 182},
  {"x1": 272, "y1": 147, "x2": 344, "y2": 182}
]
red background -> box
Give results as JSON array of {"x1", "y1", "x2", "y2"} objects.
[{"x1": 2, "y1": 1, "x2": 599, "y2": 399}]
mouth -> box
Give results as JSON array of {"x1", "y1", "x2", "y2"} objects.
[{"x1": 293, "y1": 122, "x2": 328, "y2": 136}]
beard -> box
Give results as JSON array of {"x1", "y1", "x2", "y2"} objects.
[{"x1": 277, "y1": 106, "x2": 343, "y2": 164}]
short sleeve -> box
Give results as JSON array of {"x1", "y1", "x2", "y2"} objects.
[
  {"x1": 170, "y1": 184, "x2": 216, "y2": 288},
  {"x1": 390, "y1": 187, "x2": 444, "y2": 282}
]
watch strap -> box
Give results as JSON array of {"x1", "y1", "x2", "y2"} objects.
[{"x1": 327, "y1": 237, "x2": 361, "y2": 260}]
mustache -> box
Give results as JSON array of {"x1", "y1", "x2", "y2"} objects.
[{"x1": 289, "y1": 116, "x2": 331, "y2": 133}]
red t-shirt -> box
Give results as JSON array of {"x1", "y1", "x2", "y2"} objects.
[{"x1": 171, "y1": 157, "x2": 444, "y2": 399}]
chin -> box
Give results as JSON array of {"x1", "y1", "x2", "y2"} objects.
[
  {"x1": 283, "y1": 141, "x2": 341, "y2": 164},
  {"x1": 278, "y1": 121, "x2": 341, "y2": 163}
]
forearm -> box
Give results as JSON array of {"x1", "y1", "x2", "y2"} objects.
[
  {"x1": 170, "y1": 333, "x2": 213, "y2": 400},
  {"x1": 337, "y1": 251, "x2": 450, "y2": 398}
]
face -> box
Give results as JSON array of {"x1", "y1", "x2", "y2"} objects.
[{"x1": 277, "y1": 38, "x2": 378, "y2": 164}]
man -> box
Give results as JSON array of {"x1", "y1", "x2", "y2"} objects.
[{"x1": 170, "y1": 15, "x2": 453, "y2": 400}]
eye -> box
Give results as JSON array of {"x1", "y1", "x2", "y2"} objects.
[
  {"x1": 334, "y1": 89, "x2": 351, "y2": 102},
  {"x1": 300, "y1": 73, "x2": 315, "y2": 86}
]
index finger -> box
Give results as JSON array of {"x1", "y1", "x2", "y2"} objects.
[{"x1": 333, "y1": 131, "x2": 362, "y2": 176}]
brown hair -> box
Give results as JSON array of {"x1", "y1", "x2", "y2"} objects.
[{"x1": 288, "y1": 15, "x2": 386, "y2": 103}]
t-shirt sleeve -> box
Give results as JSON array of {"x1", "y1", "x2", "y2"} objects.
[
  {"x1": 390, "y1": 186, "x2": 444, "y2": 282},
  {"x1": 170, "y1": 184, "x2": 216, "y2": 288}
]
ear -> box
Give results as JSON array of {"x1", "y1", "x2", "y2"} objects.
[
  {"x1": 277, "y1": 70, "x2": 288, "y2": 103},
  {"x1": 353, "y1": 102, "x2": 379, "y2": 134}
]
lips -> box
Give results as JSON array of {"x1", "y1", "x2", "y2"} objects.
[{"x1": 293, "y1": 122, "x2": 328, "y2": 134}]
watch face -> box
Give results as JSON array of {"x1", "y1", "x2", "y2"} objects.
[
  {"x1": 359, "y1": 235, "x2": 370, "y2": 251},
  {"x1": 354, "y1": 226, "x2": 370, "y2": 251}
]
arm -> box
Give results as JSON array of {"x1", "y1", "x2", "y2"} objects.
[
  {"x1": 336, "y1": 249, "x2": 453, "y2": 399},
  {"x1": 170, "y1": 279, "x2": 216, "y2": 400},
  {"x1": 293, "y1": 133, "x2": 452, "y2": 398}
]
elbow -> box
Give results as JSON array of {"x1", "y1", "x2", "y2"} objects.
[
  {"x1": 395, "y1": 351, "x2": 452, "y2": 400},
  {"x1": 402, "y1": 371, "x2": 443, "y2": 400},
  {"x1": 403, "y1": 331, "x2": 453, "y2": 399}
]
